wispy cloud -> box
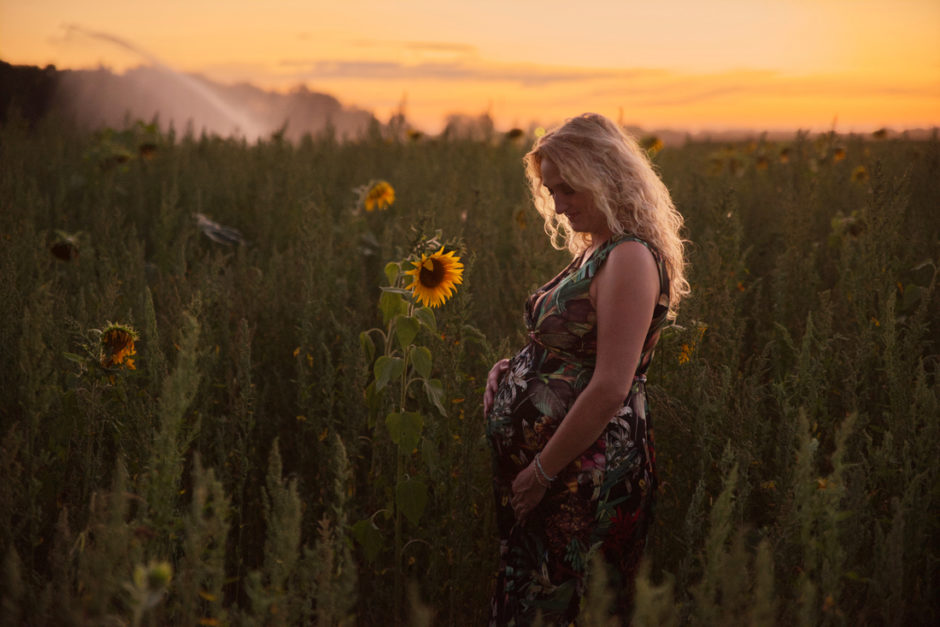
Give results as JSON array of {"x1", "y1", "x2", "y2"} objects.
[
  {"x1": 276, "y1": 57, "x2": 664, "y2": 86},
  {"x1": 403, "y1": 41, "x2": 477, "y2": 53},
  {"x1": 582, "y1": 69, "x2": 940, "y2": 108},
  {"x1": 347, "y1": 40, "x2": 478, "y2": 55}
]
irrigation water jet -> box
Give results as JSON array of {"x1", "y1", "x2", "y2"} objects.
[{"x1": 63, "y1": 24, "x2": 265, "y2": 141}]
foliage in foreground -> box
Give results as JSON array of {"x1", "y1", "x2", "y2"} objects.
[{"x1": 0, "y1": 115, "x2": 937, "y2": 625}]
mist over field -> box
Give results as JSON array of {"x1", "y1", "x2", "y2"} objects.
[{"x1": 5, "y1": 59, "x2": 936, "y2": 148}]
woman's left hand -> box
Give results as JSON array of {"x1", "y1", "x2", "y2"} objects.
[{"x1": 511, "y1": 461, "x2": 548, "y2": 523}]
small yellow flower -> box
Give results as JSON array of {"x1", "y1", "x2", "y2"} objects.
[
  {"x1": 100, "y1": 323, "x2": 138, "y2": 370},
  {"x1": 404, "y1": 247, "x2": 464, "y2": 308},
  {"x1": 754, "y1": 156, "x2": 769, "y2": 171},
  {"x1": 779, "y1": 147, "x2": 791, "y2": 164},
  {"x1": 832, "y1": 147, "x2": 846, "y2": 163},
  {"x1": 851, "y1": 165, "x2": 869, "y2": 184},
  {"x1": 641, "y1": 136, "x2": 664, "y2": 155},
  {"x1": 198, "y1": 590, "x2": 217, "y2": 602},
  {"x1": 364, "y1": 180, "x2": 395, "y2": 211},
  {"x1": 677, "y1": 323, "x2": 707, "y2": 365}
]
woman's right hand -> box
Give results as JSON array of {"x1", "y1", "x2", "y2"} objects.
[{"x1": 483, "y1": 358, "x2": 510, "y2": 415}]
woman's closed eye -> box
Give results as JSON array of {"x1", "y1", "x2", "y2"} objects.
[{"x1": 547, "y1": 185, "x2": 575, "y2": 197}]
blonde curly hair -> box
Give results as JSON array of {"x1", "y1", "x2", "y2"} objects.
[{"x1": 524, "y1": 113, "x2": 690, "y2": 317}]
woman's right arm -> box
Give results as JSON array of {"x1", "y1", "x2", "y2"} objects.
[{"x1": 483, "y1": 358, "x2": 510, "y2": 415}]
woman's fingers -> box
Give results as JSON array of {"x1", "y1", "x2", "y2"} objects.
[
  {"x1": 483, "y1": 359, "x2": 510, "y2": 414},
  {"x1": 510, "y1": 462, "x2": 547, "y2": 522}
]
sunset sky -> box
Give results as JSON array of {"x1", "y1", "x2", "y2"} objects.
[{"x1": 2, "y1": 0, "x2": 939, "y2": 133}]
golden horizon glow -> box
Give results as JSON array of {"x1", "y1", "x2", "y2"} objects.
[{"x1": 2, "y1": 0, "x2": 938, "y2": 133}]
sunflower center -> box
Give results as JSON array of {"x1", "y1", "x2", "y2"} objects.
[{"x1": 418, "y1": 259, "x2": 445, "y2": 288}]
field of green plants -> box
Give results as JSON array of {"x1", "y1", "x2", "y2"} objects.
[{"x1": 0, "y1": 112, "x2": 937, "y2": 626}]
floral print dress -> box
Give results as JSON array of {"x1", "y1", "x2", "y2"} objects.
[{"x1": 485, "y1": 234, "x2": 671, "y2": 624}]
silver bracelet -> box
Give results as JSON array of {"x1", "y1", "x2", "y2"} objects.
[{"x1": 534, "y1": 452, "x2": 556, "y2": 485}]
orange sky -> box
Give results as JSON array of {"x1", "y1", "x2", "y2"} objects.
[{"x1": 2, "y1": 0, "x2": 938, "y2": 133}]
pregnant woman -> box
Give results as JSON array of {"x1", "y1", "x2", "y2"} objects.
[{"x1": 483, "y1": 113, "x2": 689, "y2": 624}]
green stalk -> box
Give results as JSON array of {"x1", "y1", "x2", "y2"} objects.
[{"x1": 393, "y1": 301, "x2": 415, "y2": 622}]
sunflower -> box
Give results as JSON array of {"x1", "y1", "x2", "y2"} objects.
[
  {"x1": 364, "y1": 180, "x2": 395, "y2": 211},
  {"x1": 50, "y1": 238, "x2": 79, "y2": 261},
  {"x1": 405, "y1": 247, "x2": 464, "y2": 308},
  {"x1": 100, "y1": 322, "x2": 139, "y2": 369}
]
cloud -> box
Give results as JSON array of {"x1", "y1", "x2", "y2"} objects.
[
  {"x1": 403, "y1": 41, "x2": 477, "y2": 54},
  {"x1": 347, "y1": 40, "x2": 478, "y2": 55},
  {"x1": 276, "y1": 57, "x2": 664, "y2": 86},
  {"x1": 585, "y1": 69, "x2": 940, "y2": 108}
]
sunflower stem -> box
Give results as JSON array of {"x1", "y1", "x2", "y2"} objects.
[{"x1": 393, "y1": 300, "x2": 415, "y2": 622}]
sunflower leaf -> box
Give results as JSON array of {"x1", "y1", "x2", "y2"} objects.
[
  {"x1": 424, "y1": 378, "x2": 447, "y2": 415},
  {"x1": 374, "y1": 356, "x2": 404, "y2": 391},
  {"x1": 379, "y1": 291, "x2": 407, "y2": 325},
  {"x1": 396, "y1": 477, "x2": 428, "y2": 525},
  {"x1": 414, "y1": 307, "x2": 437, "y2": 332},
  {"x1": 63, "y1": 352, "x2": 85, "y2": 363},
  {"x1": 384, "y1": 262, "x2": 400, "y2": 285},
  {"x1": 351, "y1": 517, "x2": 384, "y2": 562},
  {"x1": 395, "y1": 315, "x2": 419, "y2": 349},
  {"x1": 411, "y1": 346, "x2": 432, "y2": 378},
  {"x1": 386, "y1": 411, "x2": 424, "y2": 452},
  {"x1": 379, "y1": 287, "x2": 413, "y2": 295},
  {"x1": 359, "y1": 331, "x2": 375, "y2": 363}
]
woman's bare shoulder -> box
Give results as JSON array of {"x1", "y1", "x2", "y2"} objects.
[{"x1": 602, "y1": 239, "x2": 658, "y2": 281}]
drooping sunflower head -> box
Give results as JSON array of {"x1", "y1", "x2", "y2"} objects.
[
  {"x1": 50, "y1": 230, "x2": 81, "y2": 262},
  {"x1": 364, "y1": 180, "x2": 395, "y2": 211},
  {"x1": 404, "y1": 247, "x2": 464, "y2": 308},
  {"x1": 100, "y1": 322, "x2": 139, "y2": 370}
]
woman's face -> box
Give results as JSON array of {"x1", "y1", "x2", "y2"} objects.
[{"x1": 539, "y1": 157, "x2": 609, "y2": 239}]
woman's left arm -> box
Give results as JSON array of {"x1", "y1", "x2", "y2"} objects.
[{"x1": 510, "y1": 241, "x2": 659, "y2": 520}]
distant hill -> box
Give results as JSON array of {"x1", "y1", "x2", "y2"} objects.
[{"x1": 0, "y1": 60, "x2": 376, "y2": 140}]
